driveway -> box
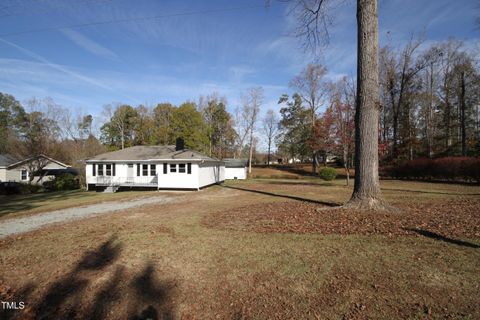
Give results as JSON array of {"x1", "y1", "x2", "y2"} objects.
[{"x1": 0, "y1": 194, "x2": 180, "y2": 239}]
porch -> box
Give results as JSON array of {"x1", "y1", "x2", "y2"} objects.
[{"x1": 94, "y1": 176, "x2": 158, "y2": 187}]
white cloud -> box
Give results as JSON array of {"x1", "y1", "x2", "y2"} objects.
[{"x1": 61, "y1": 29, "x2": 119, "y2": 61}]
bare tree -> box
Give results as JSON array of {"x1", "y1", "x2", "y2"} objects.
[
  {"x1": 290, "y1": 63, "x2": 328, "y2": 172},
  {"x1": 289, "y1": 0, "x2": 391, "y2": 210},
  {"x1": 241, "y1": 87, "x2": 263, "y2": 174},
  {"x1": 330, "y1": 77, "x2": 355, "y2": 185},
  {"x1": 262, "y1": 109, "x2": 279, "y2": 165},
  {"x1": 101, "y1": 104, "x2": 138, "y2": 150}
]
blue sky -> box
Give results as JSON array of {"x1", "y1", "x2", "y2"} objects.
[{"x1": 0, "y1": 0, "x2": 478, "y2": 125}]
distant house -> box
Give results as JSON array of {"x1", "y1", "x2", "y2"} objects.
[
  {"x1": 85, "y1": 141, "x2": 226, "y2": 192},
  {"x1": 0, "y1": 154, "x2": 73, "y2": 185},
  {"x1": 223, "y1": 158, "x2": 247, "y2": 180}
]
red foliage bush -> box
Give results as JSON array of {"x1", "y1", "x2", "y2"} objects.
[{"x1": 380, "y1": 157, "x2": 480, "y2": 183}]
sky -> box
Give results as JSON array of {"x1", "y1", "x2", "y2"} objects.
[{"x1": 0, "y1": 0, "x2": 479, "y2": 129}]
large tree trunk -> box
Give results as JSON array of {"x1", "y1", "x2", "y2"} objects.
[{"x1": 345, "y1": 0, "x2": 387, "y2": 210}]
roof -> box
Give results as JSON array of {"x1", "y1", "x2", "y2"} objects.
[
  {"x1": 0, "y1": 154, "x2": 70, "y2": 169},
  {"x1": 223, "y1": 158, "x2": 247, "y2": 167},
  {"x1": 0, "y1": 154, "x2": 21, "y2": 167},
  {"x1": 86, "y1": 145, "x2": 221, "y2": 162}
]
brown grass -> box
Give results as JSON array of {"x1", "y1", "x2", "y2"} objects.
[
  {"x1": 1, "y1": 180, "x2": 479, "y2": 319},
  {"x1": 0, "y1": 189, "x2": 167, "y2": 220},
  {"x1": 250, "y1": 163, "x2": 355, "y2": 180}
]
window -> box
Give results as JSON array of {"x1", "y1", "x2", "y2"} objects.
[
  {"x1": 137, "y1": 164, "x2": 140, "y2": 176},
  {"x1": 170, "y1": 164, "x2": 177, "y2": 173},
  {"x1": 128, "y1": 164, "x2": 133, "y2": 168},
  {"x1": 142, "y1": 164, "x2": 149, "y2": 176},
  {"x1": 92, "y1": 164, "x2": 96, "y2": 176},
  {"x1": 98, "y1": 164, "x2": 104, "y2": 176},
  {"x1": 187, "y1": 163, "x2": 192, "y2": 174},
  {"x1": 179, "y1": 163, "x2": 186, "y2": 173},
  {"x1": 21, "y1": 169, "x2": 28, "y2": 180},
  {"x1": 163, "y1": 163, "x2": 167, "y2": 174},
  {"x1": 150, "y1": 164, "x2": 156, "y2": 176},
  {"x1": 106, "y1": 164, "x2": 112, "y2": 176},
  {"x1": 112, "y1": 163, "x2": 116, "y2": 176}
]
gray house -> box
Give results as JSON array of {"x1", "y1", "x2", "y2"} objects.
[{"x1": 0, "y1": 154, "x2": 72, "y2": 185}]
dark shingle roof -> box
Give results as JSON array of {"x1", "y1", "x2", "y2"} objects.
[
  {"x1": 87, "y1": 145, "x2": 221, "y2": 162},
  {"x1": 0, "y1": 154, "x2": 21, "y2": 167}
]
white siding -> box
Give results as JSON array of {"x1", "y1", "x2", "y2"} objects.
[
  {"x1": 0, "y1": 168, "x2": 6, "y2": 182},
  {"x1": 87, "y1": 163, "x2": 158, "y2": 186},
  {"x1": 225, "y1": 167, "x2": 247, "y2": 180},
  {"x1": 87, "y1": 162, "x2": 202, "y2": 189},
  {"x1": 5, "y1": 166, "x2": 29, "y2": 183},
  {"x1": 158, "y1": 163, "x2": 199, "y2": 189},
  {"x1": 198, "y1": 162, "x2": 224, "y2": 188}
]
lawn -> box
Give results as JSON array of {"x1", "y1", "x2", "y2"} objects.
[
  {"x1": 0, "y1": 178, "x2": 479, "y2": 319},
  {"x1": 0, "y1": 189, "x2": 161, "y2": 220}
]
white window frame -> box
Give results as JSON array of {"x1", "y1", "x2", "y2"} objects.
[
  {"x1": 179, "y1": 163, "x2": 186, "y2": 173},
  {"x1": 142, "y1": 164, "x2": 149, "y2": 176}
]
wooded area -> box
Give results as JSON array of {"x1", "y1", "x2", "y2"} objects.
[{"x1": 276, "y1": 38, "x2": 480, "y2": 166}]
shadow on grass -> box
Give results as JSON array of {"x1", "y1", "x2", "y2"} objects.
[
  {"x1": 0, "y1": 190, "x2": 92, "y2": 218},
  {"x1": 0, "y1": 236, "x2": 177, "y2": 320},
  {"x1": 406, "y1": 228, "x2": 480, "y2": 248},
  {"x1": 259, "y1": 180, "x2": 338, "y2": 187},
  {"x1": 223, "y1": 185, "x2": 340, "y2": 207}
]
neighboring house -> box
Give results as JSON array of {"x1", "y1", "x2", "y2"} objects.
[
  {"x1": 223, "y1": 158, "x2": 248, "y2": 180},
  {"x1": 85, "y1": 142, "x2": 225, "y2": 192},
  {"x1": 0, "y1": 154, "x2": 73, "y2": 185}
]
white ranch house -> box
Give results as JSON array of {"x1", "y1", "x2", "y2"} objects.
[{"x1": 85, "y1": 144, "x2": 230, "y2": 192}]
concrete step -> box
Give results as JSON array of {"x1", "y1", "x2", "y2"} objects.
[{"x1": 103, "y1": 185, "x2": 120, "y2": 193}]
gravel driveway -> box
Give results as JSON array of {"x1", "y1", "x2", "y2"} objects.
[{"x1": 0, "y1": 194, "x2": 179, "y2": 239}]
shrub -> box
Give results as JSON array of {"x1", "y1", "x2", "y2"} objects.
[
  {"x1": 0, "y1": 182, "x2": 42, "y2": 195},
  {"x1": 319, "y1": 167, "x2": 337, "y2": 181},
  {"x1": 44, "y1": 173, "x2": 80, "y2": 191},
  {"x1": 380, "y1": 157, "x2": 480, "y2": 183}
]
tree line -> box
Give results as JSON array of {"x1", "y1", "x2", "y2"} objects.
[
  {"x1": 1, "y1": 39, "x2": 478, "y2": 187},
  {"x1": 0, "y1": 89, "x2": 271, "y2": 182},
  {"x1": 275, "y1": 37, "x2": 480, "y2": 177}
]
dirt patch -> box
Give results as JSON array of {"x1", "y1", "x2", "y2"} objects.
[{"x1": 203, "y1": 198, "x2": 480, "y2": 239}]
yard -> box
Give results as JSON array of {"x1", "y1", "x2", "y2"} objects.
[
  {"x1": 0, "y1": 189, "x2": 162, "y2": 220},
  {"x1": 0, "y1": 175, "x2": 479, "y2": 319}
]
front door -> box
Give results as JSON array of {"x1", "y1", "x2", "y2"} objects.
[{"x1": 127, "y1": 164, "x2": 134, "y2": 183}]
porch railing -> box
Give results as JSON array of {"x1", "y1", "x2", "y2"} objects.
[{"x1": 95, "y1": 176, "x2": 158, "y2": 186}]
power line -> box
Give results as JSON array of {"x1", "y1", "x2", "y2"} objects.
[
  {"x1": 0, "y1": 4, "x2": 265, "y2": 38},
  {"x1": 0, "y1": 0, "x2": 113, "y2": 18}
]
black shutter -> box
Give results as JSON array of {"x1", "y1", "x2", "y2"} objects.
[
  {"x1": 163, "y1": 163, "x2": 167, "y2": 174},
  {"x1": 187, "y1": 163, "x2": 191, "y2": 174},
  {"x1": 112, "y1": 163, "x2": 116, "y2": 176},
  {"x1": 92, "y1": 164, "x2": 96, "y2": 176},
  {"x1": 137, "y1": 164, "x2": 140, "y2": 176}
]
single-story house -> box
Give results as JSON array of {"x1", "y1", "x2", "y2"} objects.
[
  {"x1": 85, "y1": 142, "x2": 225, "y2": 192},
  {"x1": 0, "y1": 154, "x2": 74, "y2": 185},
  {"x1": 223, "y1": 158, "x2": 248, "y2": 180}
]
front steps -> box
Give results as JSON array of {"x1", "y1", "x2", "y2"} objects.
[{"x1": 103, "y1": 185, "x2": 120, "y2": 193}]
